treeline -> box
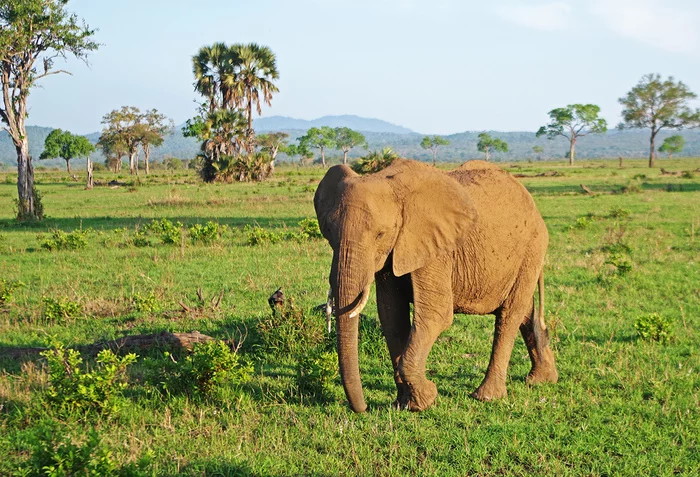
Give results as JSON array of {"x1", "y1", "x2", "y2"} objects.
[{"x1": 4, "y1": 126, "x2": 700, "y2": 169}]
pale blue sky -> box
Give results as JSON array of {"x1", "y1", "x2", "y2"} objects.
[{"x1": 27, "y1": 0, "x2": 700, "y2": 135}]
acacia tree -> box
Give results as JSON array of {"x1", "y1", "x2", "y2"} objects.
[
  {"x1": 98, "y1": 135, "x2": 127, "y2": 172},
  {"x1": 532, "y1": 145, "x2": 544, "y2": 160},
  {"x1": 40, "y1": 129, "x2": 94, "y2": 174},
  {"x1": 139, "y1": 109, "x2": 172, "y2": 175},
  {"x1": 99, "y1": 107, "x2": 143, "y2": 175},
  {"x1": 298, "y1": 127, "x2": 335, "y2": 167},
  {"x1": 618, "y1": 74, "x2": 700, "y2": 168},
  {"x1": 257, "y1": 132, "x2": 289, "y2": 165},
  {"x1": 0, "y1": 0, "x2": 98, "y2": 219},
  {"x1": 536, "y1": 104, "x2": 607, "y2": 166},
  {"x1": 658, "y1": 135, "x2": 685, "y2": 158},
  {"x1": 476, "y1": 133, "x2": 508, "y2": 161},
  {"x1": 285, "y1": 143, "x2": 312, "y2": 165},
  {"x1": 420, "y1": 135, "x2": 450, "y2": 165},
  {"x1": 334, "y1": 127, "x2": 367, "y2": 165}
]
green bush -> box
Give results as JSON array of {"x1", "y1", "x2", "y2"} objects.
[
  {"x1": 681, "y1": 170, "x2": 695, "y2": 179},
  {"x1": 608, "y1": 207, "x2": 631, "y2": 219},
  {"x1": 604, "y1": 253, "x2": 633, "y2": 275},
  {"x1": 299, "y1": 218, "x2": 323, "y2": 239},
  {"x1": 257, "y1": 299, "x2": 333, "y2": 356},
  {"x1": 41, "y1": 343, "x2": 137, "y2": 418},
  {"x1": 295, "y1": 349, "x2": 338, "y2": 402},
  {"x1": 245, "y1": 225, "x2": 281, "y2": 245},
  {"x1": 130, "y1": 292, "x2": 162, "y2": 314},
  {"x1": 40, "y1": 229, "x2": 89, "y2": 251},
  {"x1": 156, "y1": 341, "x2": 252, "y2": 398},
  {"x1": 19, "y1": 420, "x2": 153, "y2": 477},
  {"x1": 43, "y1": 297, "x2": 81, "y2": 321},
  {"x1": 189, "y1": 221, "x2": 224, "y2": 244},
  {"x1": 143, "y1": 218, "x2": 182, "y2": 244},
  {"x1": 0, "y1": 279, "x2": 24, "y2": 306},
  {"x1": 635, "y1": 313, "x2": 673, "y2": 343},
  {"x1": 570, "y1": 216, "x2": 592, "y2": 230},
  {"x1": 351, "y1": 148, "x2": 398, "y2": 174}
]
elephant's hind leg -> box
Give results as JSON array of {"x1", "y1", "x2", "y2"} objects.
[{"x1": 520, "y1": 304, "x2": 558, "y2": 385}]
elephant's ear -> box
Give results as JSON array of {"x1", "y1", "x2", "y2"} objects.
[
  {"x1": 314, "y1": 165, "x2": 358, "y2": 242},
  {"x1": 392, "y1": 172, "x2": 477, "y2": 277}
]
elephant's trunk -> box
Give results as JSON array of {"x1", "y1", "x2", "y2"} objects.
[{"x1": 333, "y1": 244, "x2": 372, "y2": 413}]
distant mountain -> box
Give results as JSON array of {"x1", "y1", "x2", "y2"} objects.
[{"x1": 254, "y1": 115, "x2": 414, "y2": 134}]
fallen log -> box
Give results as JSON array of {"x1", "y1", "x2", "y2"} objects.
[
  {"x1": 0, "y1": 331, "x2": 215, "y2": 360},
  {"x1": 580, "y1": 184, "x2": 595, "y2": 195}
]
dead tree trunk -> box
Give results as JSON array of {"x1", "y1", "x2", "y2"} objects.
[
  {"x1": 86, "y1": 158, "x2": 94, "y2": 190},
  {"x1": 16, "y1": 139, "x2": 37, "y2": 219}
]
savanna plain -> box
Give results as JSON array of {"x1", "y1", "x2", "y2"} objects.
[{"x1": 0, "y1": 158, "x2": 699, "y2": 476}]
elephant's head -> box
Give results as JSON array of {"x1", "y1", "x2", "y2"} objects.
[{"x1": 314, "y1": 159, "x2": 477, "y2": 412}]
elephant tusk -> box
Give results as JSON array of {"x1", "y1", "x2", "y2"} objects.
[
  {"x1": 348, "y1": 287, "x2": 370, "y2": 319},
  {"x1": 325, "y1": 288, "x2": 333, "y2": 334}
]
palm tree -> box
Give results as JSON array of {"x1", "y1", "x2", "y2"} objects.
[
  {"x1": 192, "y1": 42, "x2": 238, "y2": 113},
  {"x1": 230, "y1": 43, "x2": 279, "y2": 151}
]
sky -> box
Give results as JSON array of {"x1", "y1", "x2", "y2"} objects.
[{"x1": 25, "y1": 0, "x2": 700, "y2": 135}]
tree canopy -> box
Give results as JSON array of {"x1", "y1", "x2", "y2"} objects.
[
  {"x1": 476, "y1": 133, "x2": 508, "y2": 161},
  {"x1": 298, "y1": 127, "x2": 336, "y2": 167},
  {"x1": 40, "y1": 129, "x2": 95, "y2": 173},
  {"x1": 257, "y1": 132, "x2": 289, "y2": 163},
  {"x1": 334, "y1": 127, "x2": 367, "y2": 165},
  {"x1": 99, "y1": 107, "x2": 171, "y2": 175},
  {"x1": 420, "y1": 136, "x2": 450, "y2": 165},
  {"x1": 618, "y1": 74, "x2": 700, "y2": 167},
  {"x1": 0, "y1": 0, "x2": 98, "y2": 219},
  {"x1": 536, "y1": 104, "x2": 607, "y2": 165},
  {"x1": 658, "y1": 135, "x2": 685, "y2": 158}
]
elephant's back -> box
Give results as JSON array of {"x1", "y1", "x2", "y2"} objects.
[{"x1": 448, "y1": 162, "x2": 548, "y2": 313}]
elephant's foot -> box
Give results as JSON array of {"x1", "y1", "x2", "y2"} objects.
[
  {"x1": 395, "y1": 380, "x2": 438, "y2": 412},
  {"x1": 526, "y1": 365, "x2": 558, "y2": 385},
  {"x1": 471, "y1": 380, "x2": 507, "y2": 402}
]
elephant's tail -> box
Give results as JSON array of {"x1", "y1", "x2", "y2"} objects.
[{"x1": 533, "y1": 270, "x2": 549, "y2": 352}]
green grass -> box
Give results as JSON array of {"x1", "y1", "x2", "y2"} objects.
[{"x1": 1, "y1": 158, "x2": 699, "y2": 476}]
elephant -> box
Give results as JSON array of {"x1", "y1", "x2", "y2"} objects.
[{"x1": 314, "y1": 159, "x2": 558, "y2": 413}]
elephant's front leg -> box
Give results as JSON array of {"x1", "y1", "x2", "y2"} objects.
[
  {"x1": 397, "y1": 259, "x2": 454, "y2": 411},
  {"x1": 375, "y1": 263, "x2": 412, "y2": 407}
]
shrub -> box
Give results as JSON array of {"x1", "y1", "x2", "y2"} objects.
[
  {"x1": 299, "y1": 218, "x2": 323, "y2": 239},
  {"x1": 0, "y1": 279, "x2": 24, "y2": 306},
  {"x1": 43, "y1": 297, "x2": 81, "y2": 321},
  {"x1": 143, "y1": 218, "x2": 182, "y2": 244},
  {"x1": 608, "y1": 207, "x2": 631, "y2": 219},
  {"x1": 681, "y1": 170, "x2": 695, "y2": 179},
  {"x1": 620, "y1": 180, "x2": 642, "y2": 194},
  {"x1": 635, "y1": 313, "x2": 673, "y2": 343},
  {"x1": 245, "y1": 225, "x2": 281, "y2": 246},
  {"x1": 40, "y1": 229, "x2": 89, "y2": 251},
  {"x1": 257, "y1": 299, "x2": 333, "y2": 356},
  {"x1": 189, "y1": 221, "x2": 224, "y2": 244},
  {"x1": 157, "y1": 341, "x2": 252, "y2": 398},
  {"x1": 41, "y1": 343, "x2": 137, "y2": 418},
  {"x1": 569, "y1": 216, "x2": 592, "y2": 230},
  {"x1": 295, "y1": 349, "x2": 338, "y2": 401},
  {"x1": 351, "y1": 148, "x2": 398, "y2": 175},
  {"x1": 19, "y1": 420, "x2": 153, "y2": 477},
  {"x1": 130, "y1": 292, "x2": 162, "y2": 314},
  {"x1": 604, "y1": 253, "x2": 633, "y2": 275}
]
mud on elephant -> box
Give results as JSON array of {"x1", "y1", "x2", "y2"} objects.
[{"x1": 314, "y1": 159, "x2": 558, "y2": 412}]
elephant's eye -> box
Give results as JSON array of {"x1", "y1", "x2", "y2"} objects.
[{"x1": 376, "y1": 231, "x2": 385, "y2": 240}]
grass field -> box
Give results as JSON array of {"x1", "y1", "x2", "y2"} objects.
[{"x1": 0, "y1": 158, "x2": 699, "y2": 476}]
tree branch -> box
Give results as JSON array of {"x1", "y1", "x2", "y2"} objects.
[{"x1": 34, "y1": 69, "x2": 73, "y2": 81}]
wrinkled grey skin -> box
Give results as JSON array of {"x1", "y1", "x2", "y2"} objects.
[{"x1": 315, "y1": 159, "x2": 558, "y2": 412}]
